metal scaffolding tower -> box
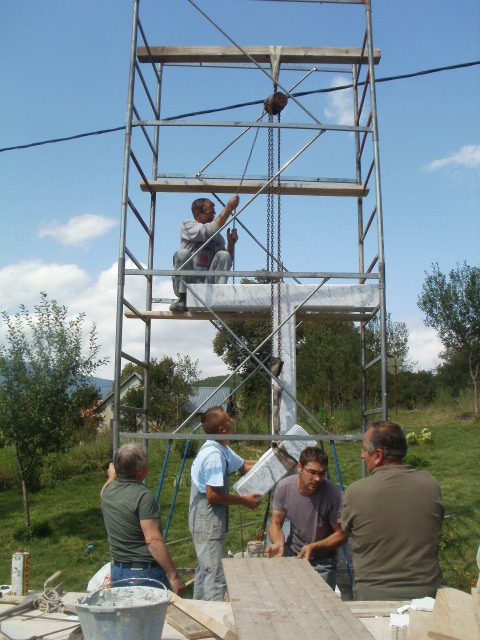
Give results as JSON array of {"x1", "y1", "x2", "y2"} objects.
[{"x1": 112, "y1": 0, "x2": 388, "y2": 453}]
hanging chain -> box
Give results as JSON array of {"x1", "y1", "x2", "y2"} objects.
[
  {"x1": 267, "y1": 111, "x2": 275, "y2": 358},
  {"x1": 267, "y1": 113, "x2": 274, "y2": 275},
  {"x1": 276, "y1": 112, "x2": 282, "y2": 356}
]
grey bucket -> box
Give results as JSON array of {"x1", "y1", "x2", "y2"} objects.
[{"x1": 75, "y1": 579, "x2": 171, "y2": 640}]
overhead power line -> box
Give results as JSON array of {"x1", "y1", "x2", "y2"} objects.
[{"x1": 0, "y1": 60, "x2": 478, "y2": 154}]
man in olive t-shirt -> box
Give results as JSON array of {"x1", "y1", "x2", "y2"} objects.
[
  {"x1": 101, "y1": 444, "x2": 185, "y2": 593},
  {"x1": 341, "y1": 422, "x2": 444, "y2": 601}
]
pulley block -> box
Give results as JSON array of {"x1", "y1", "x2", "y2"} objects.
[{"x1": 264, "y1": 92, "x2": 288, "y2": 115}]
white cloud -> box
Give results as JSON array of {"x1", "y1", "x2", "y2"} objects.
[
  {"x1": 0, "y1": 260, "x2": 228, "y2": 381},
  {"x1": 0, "y1": 260, "x2": 90, "y2": 311},
  {"x1": 38, "y1": 214, "x2": 118, "y2": 248},
  {"x1": 324, "y1": 75, "x2": 354, "y2": 126},
  {"x1": 403, "y1": 316, "x2": 443, "y2": 372},
  {"x1": 424, "y1": 144, "x2": 480, "y2": 171}
]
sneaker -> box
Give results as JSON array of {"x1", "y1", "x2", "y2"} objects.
[{"x1": 169, "y1": 295, "x2": 187, "y2": 312}]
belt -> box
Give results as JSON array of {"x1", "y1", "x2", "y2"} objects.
[{"x1": 112, "y1": 560, "x2": 159, "y2": 569}]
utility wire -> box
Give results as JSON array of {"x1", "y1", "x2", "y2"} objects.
[{"x1": 1, "y1": 60, "x2": 478, "y2": 154}]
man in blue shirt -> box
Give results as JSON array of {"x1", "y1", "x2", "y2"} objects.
[{"x1": 189, "y1": 406, "x2": 261, "y2": 600}]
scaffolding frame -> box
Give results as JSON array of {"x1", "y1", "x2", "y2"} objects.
[{"x1": 112, "y1": 0, "x2": 388, "y2": 459}]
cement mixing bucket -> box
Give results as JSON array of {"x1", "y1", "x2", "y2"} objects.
[{"x1": 75, "y1": 579, "x2": 171, "y2": 640}]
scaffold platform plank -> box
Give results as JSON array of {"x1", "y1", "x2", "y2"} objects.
[
  {"x1": 125, "y1": 309, "x2": 373, "y2": 322},
  {"x1": 125, "y1": 283, "x2": 379, "y2": 322},
  {"x1": 137, "y1": 45, "x2": 381, "y2": 65},
  {"x1": 222, "y1": 557, "x2": 375, "y2": 640},
  {"x1": 140, "y1": 180, "x2": 369, "y2": 197}
]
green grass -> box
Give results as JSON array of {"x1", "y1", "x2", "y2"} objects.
[{"x1": 0, "y1": 406, "x2": 478, "y2": 595}]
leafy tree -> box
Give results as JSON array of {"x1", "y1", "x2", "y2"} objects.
[
  {"x1": 435, "y1": 348, "x2": 471, "y2": 398},
  {"x1": 212, "y1": 318, "x2": 272, "y2": 417},
  {"x1": 67, "y1": 385, "x2": 103, "y2": 442},
  {"x1": 213, "y1": 316, "x2": 363, "y2": 420},
  {"x1": 418, "y1": 262, "x2": 480, "y2": 417},
  {"x1": 296, "y1": 322, "x2": 361, "y2": 416},
  {"x1": 0, "y1": 293, "x2": 108, "y2": 526},
  {"x1": 366, "y1": 313, "x2": 414, "y2": 372},
  {"x1": 395, "y1": 370, "x2": 437, "y2": 410},
  {"x1": 120, "y1": 355, "x2": 199, "y2": 431}
]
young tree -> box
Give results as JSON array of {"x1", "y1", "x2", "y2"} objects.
[
  {"x1": 418, "y1": 261, "x2": 480, "y2": 417},
  {"x1": 0, "y1": 293, "x2": 108, "y2": 526}
]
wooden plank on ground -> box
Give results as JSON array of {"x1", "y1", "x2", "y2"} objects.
[
  {"x1": 223, "y1": 557, "x2": 375, "y2": 640},
  {"x1": 167, "y1": 604, "x2": 212, "y2": 639},
  {"x1": 171, "y1": 594, "x2": 238, "y2": 640},
  {"x1": 344, "y1": 600, "x2": 408, "y2": 617}
]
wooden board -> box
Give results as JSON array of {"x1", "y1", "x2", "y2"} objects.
[
  {"x1": 167, "y1": 605, "x2": 212, "y2": 639},
  {"x1": 125, "y1": 309, "x2": 373, "y2": 322},
  {"x1": 171, "y1": 594, "x2": 238, "y2": 640},
  {"x1": 140, "y1": 180, "x2": 369, "y2": 198},
  {"x1": 137, "y1": 46, "x2": 381, "y2": 65},
  {"x1": 344, "y1": 600, "x2": 409, "y2": 618},
  {"x1": 223, "y1": 557, "x2": 375, "y2": 640}
]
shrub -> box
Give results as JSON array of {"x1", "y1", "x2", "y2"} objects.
[
  {"x1": 13, "y1": 521, "x2": 53, "y2": 541},
  {"x1": 405, "y1": 428, "x2": 433, "y2": 445},
  {"x1": 405, "y1": 453, "x2": 431, "y2": 469},
  {"x1": 172, "y1": 438, "x2": 199, "y2": 459},
  {"x1": 40, "y1": 437, "x2": 111, "y2": 487}
]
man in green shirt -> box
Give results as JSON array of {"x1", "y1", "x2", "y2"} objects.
[
  {"x1": 341, "y1": 422, "x2": 444, "y2": 601},
  {"x1": 101, "y1": 443, "x2": 185, "y2": 593}
]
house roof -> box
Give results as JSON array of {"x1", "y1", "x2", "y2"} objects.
[
  {"x1": 185, "y1": 386, "x2": 232, "y2": 414},
  {"x1": 95, "y1": 373, "x2": 143, "y2": 412}
]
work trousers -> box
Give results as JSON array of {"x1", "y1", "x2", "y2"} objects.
[
  {"x1": 173, "y1": 248, "x2": 232, "y2": 296},
  {"x1": 189, "y1": 487, "x2": 228, "y2": 601}
]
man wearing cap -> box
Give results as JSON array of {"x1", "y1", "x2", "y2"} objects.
[{"x1": 170, "y1": 195, "x2": 239, "y2": 312}]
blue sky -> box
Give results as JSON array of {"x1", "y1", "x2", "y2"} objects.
[{"x1": 1, "y1": 0, "x2": 479, "y2": 380}]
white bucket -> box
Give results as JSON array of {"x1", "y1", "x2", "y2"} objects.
[{"x1": 75, "y1": 579, "x2": 171, "y2": 640}]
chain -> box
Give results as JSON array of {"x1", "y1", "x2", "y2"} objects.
[
  {"x1": 276, "y1": 112, "x2": 282, "y2": 356},
  {"x1": 267, "y1": 112, "x2": 275, "y2": 358}
]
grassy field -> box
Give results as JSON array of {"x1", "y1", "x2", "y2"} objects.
[{"x1": 0, "y1": 403, "x2": 478, "y2": 595}]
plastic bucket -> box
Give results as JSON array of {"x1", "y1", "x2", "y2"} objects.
[{"x1": 75, "y1": 579, "x2": 171, "y2": 640}]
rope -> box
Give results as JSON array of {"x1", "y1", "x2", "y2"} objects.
[
  {"x1": 35, "y1": 588, "x2": 64, "y2": 614},
  {"x1": 232, "y1": 122, "x2": 262, "y2": 282}
]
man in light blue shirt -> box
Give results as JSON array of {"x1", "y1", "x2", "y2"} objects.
[{"x1": 189, "y1": 406, "x2": 261, "y2": 600}]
